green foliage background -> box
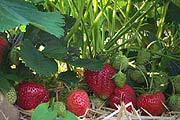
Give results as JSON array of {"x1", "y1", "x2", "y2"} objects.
[{"x1": 0, "y1": 0, "x2": 180, "y2": 119}]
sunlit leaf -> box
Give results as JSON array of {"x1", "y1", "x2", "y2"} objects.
[
  {"x1": 32, "y1": 103, "x2": 57, "y2": 120},
  {"x1": 59, "y1": 111, "x2": 78, "y2": 120},
  {"x1": 0, "y1": 0, "x2": 64, "y2": 38}
]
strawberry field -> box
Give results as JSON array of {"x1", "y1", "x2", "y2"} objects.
[{"x1": 0, "y1": 0, "x2": 180, "y2": 120}]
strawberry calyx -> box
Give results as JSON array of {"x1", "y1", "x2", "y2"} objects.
[
  {"x1": 136, "y1": 48, "x2": 151, "y2": 65},
  {"x1": 111, "y1": 51, "x2": 129, "y2": 71},
  {"x1": 112, "y1": 70, "x2": 126, "y2": 87}
]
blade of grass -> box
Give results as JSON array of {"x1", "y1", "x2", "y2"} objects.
[
  {"x1": 156, "y1": 1, "x2": 170, "y2": 39},
  {"x1": 125, "y1": 0, "x2": 132, "y2": 22},
  {"x1": 89, "y1": 0, "x2": 110, "y2": 31},
  {"x1": 105, "y1": 0, "x2": 156, "y2": 50},
  {"x1": 69, "y1": 0, "x2": 94, "y2": 58},
  {"x1": 111, "y1": 0, "x2": 117, "y2": 36},
  {"x1": 65, "y1": 0, "x2": 85, "y2": 44}
]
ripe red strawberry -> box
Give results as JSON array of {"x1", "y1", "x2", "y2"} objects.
[
  {"x1": 84, "y1": 64, "x2": 116, "y2": 99},
  {"x1": 137, "y1": 92, "x2": 165, "y2": 116},
  {"x1": 66, "y1": 89, "x2": 90, "y2": 116},
  {"x1": 109, "y1": 84, "x2": 137, "y2": 112},
  {"x1": 17, "y1": 81, "x2": 49, "y2": 110},
  {"x1": 0, "y1": 37, "x2": 8, "y2": 63}
]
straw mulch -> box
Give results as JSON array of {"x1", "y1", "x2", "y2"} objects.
[{"x1": 18, "y1": 102, "x2": 180, "y2": 120}]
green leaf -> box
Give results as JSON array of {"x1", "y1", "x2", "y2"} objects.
[
  {"x1": 32, "y1": 103, "x2": 57, "y2": 120},
  {"x1": 167, "y1": 2, "x2": 180, "y2": 23},
  {"x1": 0, "y1": 0, "x2": 64, "y2": 38},
  {"x1": 69, "y1": 58, "x2": 104, "y2": 71},
  {"x1": 147, "y1": 32, "x2": 162, "y2": 48},
  {"x1": 42, "y1": 39, "x2": 67, "y2": 60},
  {"x1": 4, "y1": 73, "x2": 23, "y2": 83},
  {"x1": 23, "y1": 25, "x2": 42, "y2": 44},
  {"x1": 23, "y1": 25, "x2": 67, "y2": 60},
  {"x1": 59, "y1": 111, "x2": 78, "y2": 120},
  {"x1": 30, "y1": 0, "x2": 44, "y2": 3},
  {"x1": 0, "y1": 76, "x2": 11, "y2": 93},
  {"x1": 20, "y1": 40, "x2": 58, "y2": 76},
  {"x1": 58, "y1": 71, "x2": 80, "y2": 85},
  {"x1": 117, "y1": 1, "x2": 126, "y2": 8},
  {"x1": 15, "y1": 62, "x2": 37, "y2": 80},
  {"x1": 63, "y1": 14, "x2": 76, "y2": 34},
  {"x1": 161, "y1": 57, "x2": 180, "y2": 76},
  {"x1": 172, "y1": 0, "x2": 180, "y2": 8}
]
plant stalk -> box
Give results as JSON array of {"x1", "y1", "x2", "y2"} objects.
[
  {"x1": 105, "y1": 0, "x2": 156, "y2": 50},
  {"x1": 125, "y1": 0, "x2": 132, "y2": 22},
  {"x1": 65, "y1": 0, "x2": 85, "y2": 43},
  {"x1": 156, "y1": 1, "x2": 170, "y2": 39}
]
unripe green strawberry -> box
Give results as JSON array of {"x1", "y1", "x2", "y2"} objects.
[
  {"x1": 112, "y1": 51, "x2": 129, "y2": 70},
  {"x1": 168, "y1": 94, "x2": 180, "y2": 111},
  {"x1": 130, "y1": 70, "x2": 145, "y2": 83},
  {"x1": 136, "y1": 49, "x2": 151, "y2": 65},
  {"x1": 152, "y1": 72, "x2": 169, "y2": 92},
  {"x1": 113, "y1": 71, "x2": 126, "y2": 87},
  {"x1": 171, "y1": 75, "x2": 180, "y2": 94},
  {"x1": 127, "y1": 65, "x2": 147, "y2": 83},
  {"x1": 4, "y1": 87, "x2": 17, "y2": 104},
  {"x1": 9, "y1": 47, "x2": 20, "y2": 65},
  {"x1": 54, "y1": 101, "x2": 66, "y2": 117}
]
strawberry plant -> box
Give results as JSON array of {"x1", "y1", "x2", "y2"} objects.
[
  {"x1": 32, "y1": 102, "x2": 78, "y2": 120},
  {"x1": 0, "y1": 0, "x2": 180, "y2": 119}
]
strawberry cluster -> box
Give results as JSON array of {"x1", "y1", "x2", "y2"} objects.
[
  {"x1": 15, "y1": 63, "x2": 166, "y2": 117},
  {"x1": 84, "y1": 63, "x2": 166, "y2": 116}
]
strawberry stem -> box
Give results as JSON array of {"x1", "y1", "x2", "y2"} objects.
[{"x1": 136, "y1": 65, "x2": 149, "y2": 89}]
